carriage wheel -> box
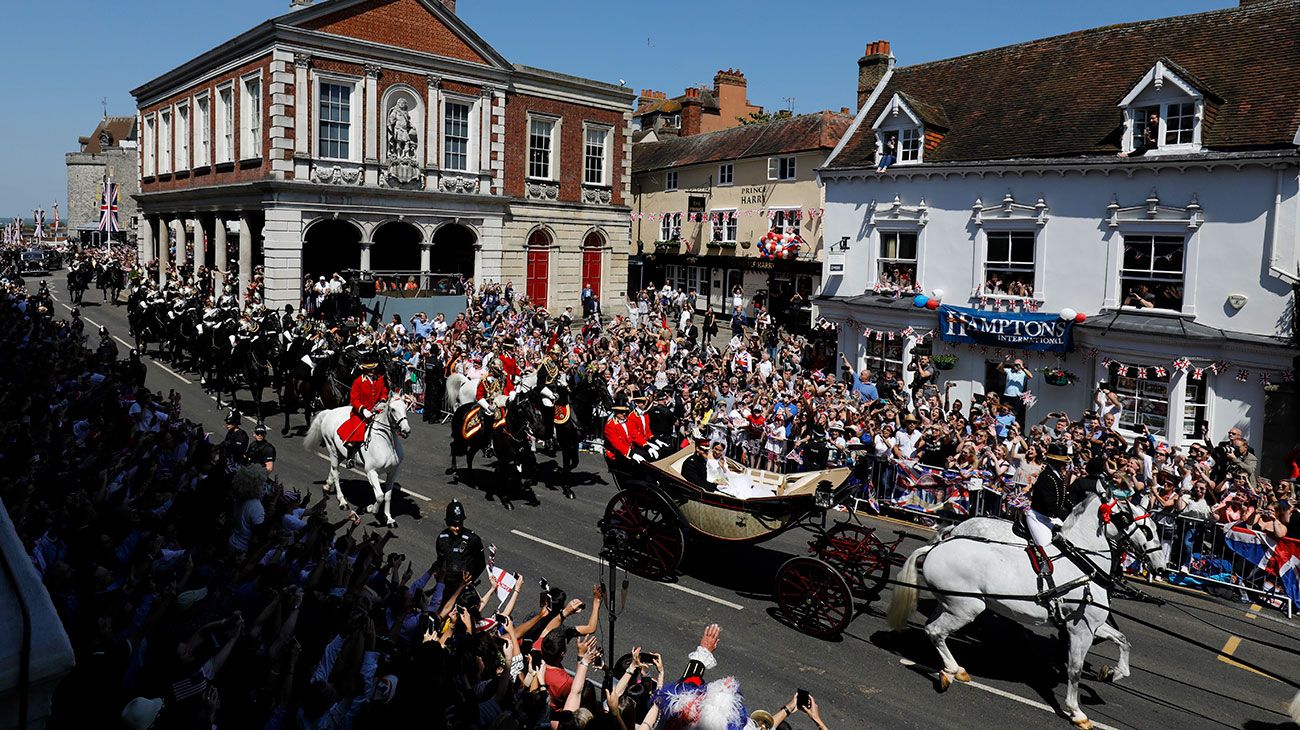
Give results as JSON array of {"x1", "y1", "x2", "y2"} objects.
[
  {"x1": 818, "y1": 523, "x2": 892, "y2": 598},
  {"x1": 601, "y1": 489, "x2": 685, "y2": 580},
  {"x1": 774, "y1": 557, "x2": 854, "y2": 639}
]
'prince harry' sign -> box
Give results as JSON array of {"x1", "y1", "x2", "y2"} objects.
[{"x1": 937, "y1": 304, "x2": 1074, "y2": 353}]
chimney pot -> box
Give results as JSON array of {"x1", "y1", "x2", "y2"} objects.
[{"x1": 440, "y1": 0, "x2": 455, "y2": 13}]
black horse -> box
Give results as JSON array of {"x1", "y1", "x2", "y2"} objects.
[
  {"x1": 279, "y1": 335, "x2": 346, "y2": 435},
  {"x1": 569, "y1": 373, "x2": 612, "y2": 443},
  {"x1": 226, "y1": 331, "x2": 277, "y2": 421},
  {"x1": 448, "y1": 398, "x2": 543, "y2": 510}
]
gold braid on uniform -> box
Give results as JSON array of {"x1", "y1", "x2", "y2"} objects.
[{"x1": 1043, "y1": 465, "x2": 1067, "y2": 507}]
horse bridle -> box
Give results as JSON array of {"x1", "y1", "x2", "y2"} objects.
[{"x1": 1101, "y1": 498, "x2": 1162, "y2": 568}]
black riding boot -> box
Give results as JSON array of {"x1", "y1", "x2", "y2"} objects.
[
  {"x1": 1028, "y1": 545, "x2": 1065, "y2": 621},
  {"x1": 343, "y1": 443, "x2": 359, "y2": 468}
]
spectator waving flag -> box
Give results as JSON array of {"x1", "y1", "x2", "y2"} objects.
[
  {"x1": 1222, "y1": 523, "x2": 1300, "y2": 606},
  {"x1": 97, "y1": 178, "x2": 121, "y2": 233}
]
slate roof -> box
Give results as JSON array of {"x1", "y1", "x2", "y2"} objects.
[
  {"x1": 634, "y1": 111, "x2": 853, "y2": 174},
  {"x1": 830, "y1": 0, "x2": 1300, "y2": 168}
]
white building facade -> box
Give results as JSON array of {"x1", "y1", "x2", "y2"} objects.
[{"x1": 818, "y1": 2, "x2": 1300, "y2": 469}]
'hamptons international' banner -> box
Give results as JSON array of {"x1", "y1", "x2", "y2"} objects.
[{"x1": 937, "y1": 305, "x2": 1074, "y2": 352}]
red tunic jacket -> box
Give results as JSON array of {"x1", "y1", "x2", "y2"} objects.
[
  {"x1": 628, "y1": 411, "x2": 651, "y2": 446},
  {"x1": 604, "y1": 417, "x2": 634, "y2": 461},
  {"x1": 338, "y1": 374, "x2": 389, "y2": 443}
]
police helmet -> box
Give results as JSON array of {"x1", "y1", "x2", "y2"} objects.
[
  {"x1": 445, "y1": 500, "x2": 466, "y2": 526},
  {"x1": 225, "y1": 409, "x2": 242, "y2": 426}
]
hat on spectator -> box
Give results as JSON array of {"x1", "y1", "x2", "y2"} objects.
[
  {"x1": 121, "y1": 697, "x2": 163, "y2": 730},
  {"x1": 749, "y1": 710, "x2": 775, "y2": 730}
]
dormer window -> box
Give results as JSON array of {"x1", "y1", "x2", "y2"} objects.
[
  {"x1": 871, "y1": 93, "x2": 936, "y2": 170},
  {"x1": 1118, "y1": 60, "x2": 1210, "y2": 156}
]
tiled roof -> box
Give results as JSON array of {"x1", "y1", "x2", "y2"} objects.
[
  {"x1": 634, "y1": 88, "x2": 718, "y2": 118},
  {"x1": 80, "y1": 117, "x2": 138, "y2": 154},
  {"x1": 633, "y1": 111, "x2": 853, "y2": 174},
  {"x1": 830, "y1": 0, "x2": 1300, "y2": 168}
]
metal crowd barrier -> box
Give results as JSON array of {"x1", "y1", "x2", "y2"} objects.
[{"x1": 847, "y1": 455, "x2": 1297, "y2": 616}]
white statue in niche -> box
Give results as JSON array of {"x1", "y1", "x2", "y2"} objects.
[{"x1": 386, "y1": 98, "x2": 418, "y2": 160}]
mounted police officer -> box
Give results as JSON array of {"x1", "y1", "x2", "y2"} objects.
[{"x1": 435, "y1": 500, "x2": 486, "y2": 581}]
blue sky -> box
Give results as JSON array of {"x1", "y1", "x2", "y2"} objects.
[{"x1": 0, "y1": 0, "x2": 1230, "y2": 218}]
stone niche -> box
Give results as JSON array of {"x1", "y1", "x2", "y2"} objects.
[{"x1": 380, "y1": 85, "x2": 424, "y2": 189}]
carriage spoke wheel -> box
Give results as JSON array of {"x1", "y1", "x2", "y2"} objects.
[
  {"x1": 775, "y1": 557, "x2": 854, "y2": 638},
  {"x1": 817, "y1": 523, "x2": 892, "y2": 597},
  {"x1": 602, "y1": 489, "x2": 684, "y2": 580}
]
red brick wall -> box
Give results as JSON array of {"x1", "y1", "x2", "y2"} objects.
[
  {"x1": 303, "y1": 0, "x2": 487, "y2": 65},
  {"x1": 503, "y1": 93, "x2": 625, "y2": 206},
  {"x1": 140, "y1": 55, "x2": 272, "y2": 193},
  {"x1": 680, "y1": 102, "x2": 703, "y2": 137}
]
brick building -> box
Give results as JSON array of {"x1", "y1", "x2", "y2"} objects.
[
  {"x1": 131, "y1": 0, "x2": 633, "y2": 308},
  {"x1": 633, "y1": 69, "x2": 763, "y2": 141},
  {"x1": 65, "y1": 116, "x2": 139, "y2": 241}
]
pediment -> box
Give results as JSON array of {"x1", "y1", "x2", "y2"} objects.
[{"x1": 287, "y1": 0, "x2": 511, "y2": 68}]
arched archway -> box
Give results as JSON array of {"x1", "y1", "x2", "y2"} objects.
[
  {"x1": 370, "y1": 221, "x2": 422, "y2": 272},
  {"x1": 430, "y1": 223, "x2": 477, "y2": 279},
  {"x1": 303, "y1": 219, "x2": 362, "y2": 282}
]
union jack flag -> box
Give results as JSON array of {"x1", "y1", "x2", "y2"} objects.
[{"x1": 97, "y1": 179, "x2": 121, "y2": 233}]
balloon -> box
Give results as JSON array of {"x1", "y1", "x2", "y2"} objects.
[
  {"x1": 931, "y1": 289, "x2": 944, "y2": 300},
  {"x1": 1059, "y1": 307, "x2": 1077, "y2": 321},
  {"x1": 925, "y1": 299, "x2": 940, "y2": 310},
  {"x1": 913, "y1": 294, "x2": 930, "y2": 307},
  {"x1": 1075, "y1": 312, "x2": 1087, "y2": 323}
]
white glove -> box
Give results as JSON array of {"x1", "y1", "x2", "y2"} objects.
[
  {"x1": 631, "y1": 454, "x2": 646, "y2": 463},
  {"x1": 646, "y1": 445, "x2": 660, "y2": 459},
  {"x1": 360, "y1": 408, "x2": 373, "y2": 420}
]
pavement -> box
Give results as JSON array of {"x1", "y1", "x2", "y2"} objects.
[{"x1": 38, "y1": 276, "x2": 1300, "y2": 730}]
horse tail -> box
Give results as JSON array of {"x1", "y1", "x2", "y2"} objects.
[
  {"x1": 887, "y1": 545, "x2": 931, "y2": 632},
  {"x1": 304, "y1": 411, "x2": 326, "y2": 453}
]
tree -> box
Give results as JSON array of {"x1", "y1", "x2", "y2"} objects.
[{"x1": 737, "y1": 110, "x2": 783, "y2": 126}]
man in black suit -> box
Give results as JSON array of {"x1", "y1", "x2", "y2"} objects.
[{"x1": 681, "y1": 438, "x2": 713, "y2": 491}]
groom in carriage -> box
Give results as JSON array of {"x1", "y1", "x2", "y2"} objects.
[{"x1": 339, "y1": 353, "x2": 389, "y2": 467}]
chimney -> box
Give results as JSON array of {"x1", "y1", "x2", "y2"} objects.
[
  {"x1": 289, "y1": 0, "x2": 313, "y2": 8},
  {"x1": 840, "y1": 107, "x2": 851, "y2": 115},
  {"x1": 858, "y1": 39, "x2": 891, "y2": 111},
  {"x1": 684, "y1": 87, "x2": 701, "y2": 100},
  {"x1": 441, "y1": 0, "x2": 456, "y2": 13}
]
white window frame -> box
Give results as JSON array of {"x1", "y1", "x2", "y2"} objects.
[
  {"x1": 770, "y1": 207, "x2": 801, "y2": 238},
  {"x1": 193, "y1": 92, "x2": 211, "y2": 168},
  {"x1": 215, "y1": 82, "x2": 235, "y2": 164},
  {"x1": 872, "y1": 93, "x2": 926, "y2": 166},
  {"x1": 582, "y1": 123, "x2": 611, "y2": 186},
  {"x1": 1118, "y1": 232, "x2": 1189, "y2": 314},
  {"x1": 659, "y1": 212, "x2": 682, "y2": 242},
  {"x1": 313, "y1": 73, "x2": 360, "y2": 163},
  {"x1": 441, "y1": 96, "x2": 476, "y2": 172},
  {"x1": 157, "y1": 108, "x2": 172, "y2": 174},
  {"x1": 1118, "y1": 61, "x2": 1204, "y2": 155},
  {"x1": 875, "y1": 229, "x2": 919, "y2": 290},
  {"x1": 717, "y1": 162, "x2": 734, "y2": 186},
  {"x1": 767, "y1": 156, "x2": 796, "y2": 181},
  {"x1": 143, "y1": 113, "x2": 156, "y2": 177},
  {"x1": 972, "y1": 223, "x2": 1045, "y2": 300},
  {"x1": 710, "y1": 209, "x2": 737, "y2": 244},
  {"x1": 175, "y1": 100, "x2": 190, "y2": 171},
  {"x1": 526, "y1": 113, "x2": 560, "y2": 181},
  {"x1": 240, "y1": 71, "x2": 263, "y2": 160},
  {"x1": 665, "y1": 171, "x2": 678, "y2": 191}
]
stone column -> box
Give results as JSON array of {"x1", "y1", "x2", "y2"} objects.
[
  {"x1": 364, "y1": 64, "x2": 380, "y2": 183},
  {"x1": 478, "y1": 86, "x2": 493, "y2": 180},
  {"x1": 192, "y1": 215, "x2": 206, "y2": 272},
  {"x1": 213, "y1": 215, "x2": 228, "y2": 296},
  {"x1": 360, "y1": 241, "x2": 373, "y2": 272},
  {"x1": 426, "y1": 75, "x2": 441, "y2": 169},
  {"x1": 293, "y1": 54, "x2": 311, "y2": 157},
  {"x1": 419, "y1": 241, "x2": 432, "y2": 289},
  {"x1": 174, "y1": 218, "x2": 188, "y2": 270},
  {"x1": 238, "y1": 214, "x2": 253, "y2": 299},
  {"x1": 138, "y1": 216, "x2": 155, "y2": 264},
  {"x1": 158, "y1": 216, "x2": 171, "y2": 286}
]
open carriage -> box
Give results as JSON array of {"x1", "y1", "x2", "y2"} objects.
[{"x1": 598, "y1": 447, "x2": 910, "y2": 638}]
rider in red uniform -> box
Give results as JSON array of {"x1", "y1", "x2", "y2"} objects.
[
  {"x1": 494, "y1": 336, "x2": 520, "y2": 395},
  {"x1": 339, "y1": 357, "x2": 389, "y2": 467}
]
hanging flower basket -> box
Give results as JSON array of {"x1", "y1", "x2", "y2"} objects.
[
  {"x1": 1042, "y1": 367, "x2": 1077, "y2": 386},
  {"x1": 932, "y1": 354, "x2": 959, "y2": 371}
]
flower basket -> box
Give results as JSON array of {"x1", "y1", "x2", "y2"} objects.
[
  {"x1": 932, "y1": 354, "x2": 959, "y2": 371},
  {"x1": 1042, "y1": 367, "x2": 1077, "y2": 387}
]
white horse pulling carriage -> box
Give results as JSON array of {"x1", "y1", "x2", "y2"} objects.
[
  {"x1": 303, "y1": 394, "x2": 411, "y2": 527},
  {"x1": 886, "y1": 483, "x2": 1166, "y2": 729}
]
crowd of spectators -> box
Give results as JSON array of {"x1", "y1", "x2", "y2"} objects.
[{"x1": 3, "y1": 275, "x2": 842, "y2": 729}]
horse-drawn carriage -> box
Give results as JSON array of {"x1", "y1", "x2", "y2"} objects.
[{"x1": 598, "y1": 447, "x2": 909, "y2": 638}]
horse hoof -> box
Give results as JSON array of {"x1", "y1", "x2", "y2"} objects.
[
  {"x1": 1071, "y1": 718, "x2": 1092, "y2": 729},
  {"x1": 365, "y1": 503, "x2": 378, "y2": 514},
  {"x1": 938, "y1": 672, "x2": 952, "y2": 692},
  {"x1": 445, "y1": 467, "x2": 455, "y2": 476},
  {"x1": 953, "y1": 669, "x2": 971, "y2": 683},
  {"x1": 503, "y1": 502, "x2": 515, "y2": 511},
  {"x1": 384, "y1": 520, "x2": 398, "y2": 528},
  {"x1": 564, "y1": 491, "x2": 575, "y2": 500},
  {"x1": 1097, "y1": 665, "x2": 1114, "y2": 683}
]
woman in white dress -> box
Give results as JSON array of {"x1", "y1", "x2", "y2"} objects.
[{"x1": 706, "y1": 442, "x2": 772, "y2": 499}]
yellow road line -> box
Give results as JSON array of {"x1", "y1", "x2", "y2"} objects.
[
  {"x1": 1246, "y1": 604, "x2": 1261, "y2": 620},
  {"x1": 1216, "y1": 634, "x2": 1280, "y2": 682}
]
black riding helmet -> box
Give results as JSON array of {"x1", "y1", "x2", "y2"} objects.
[{"x1": 445, "y1": 499, "x2": 466, "y2": 526}]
